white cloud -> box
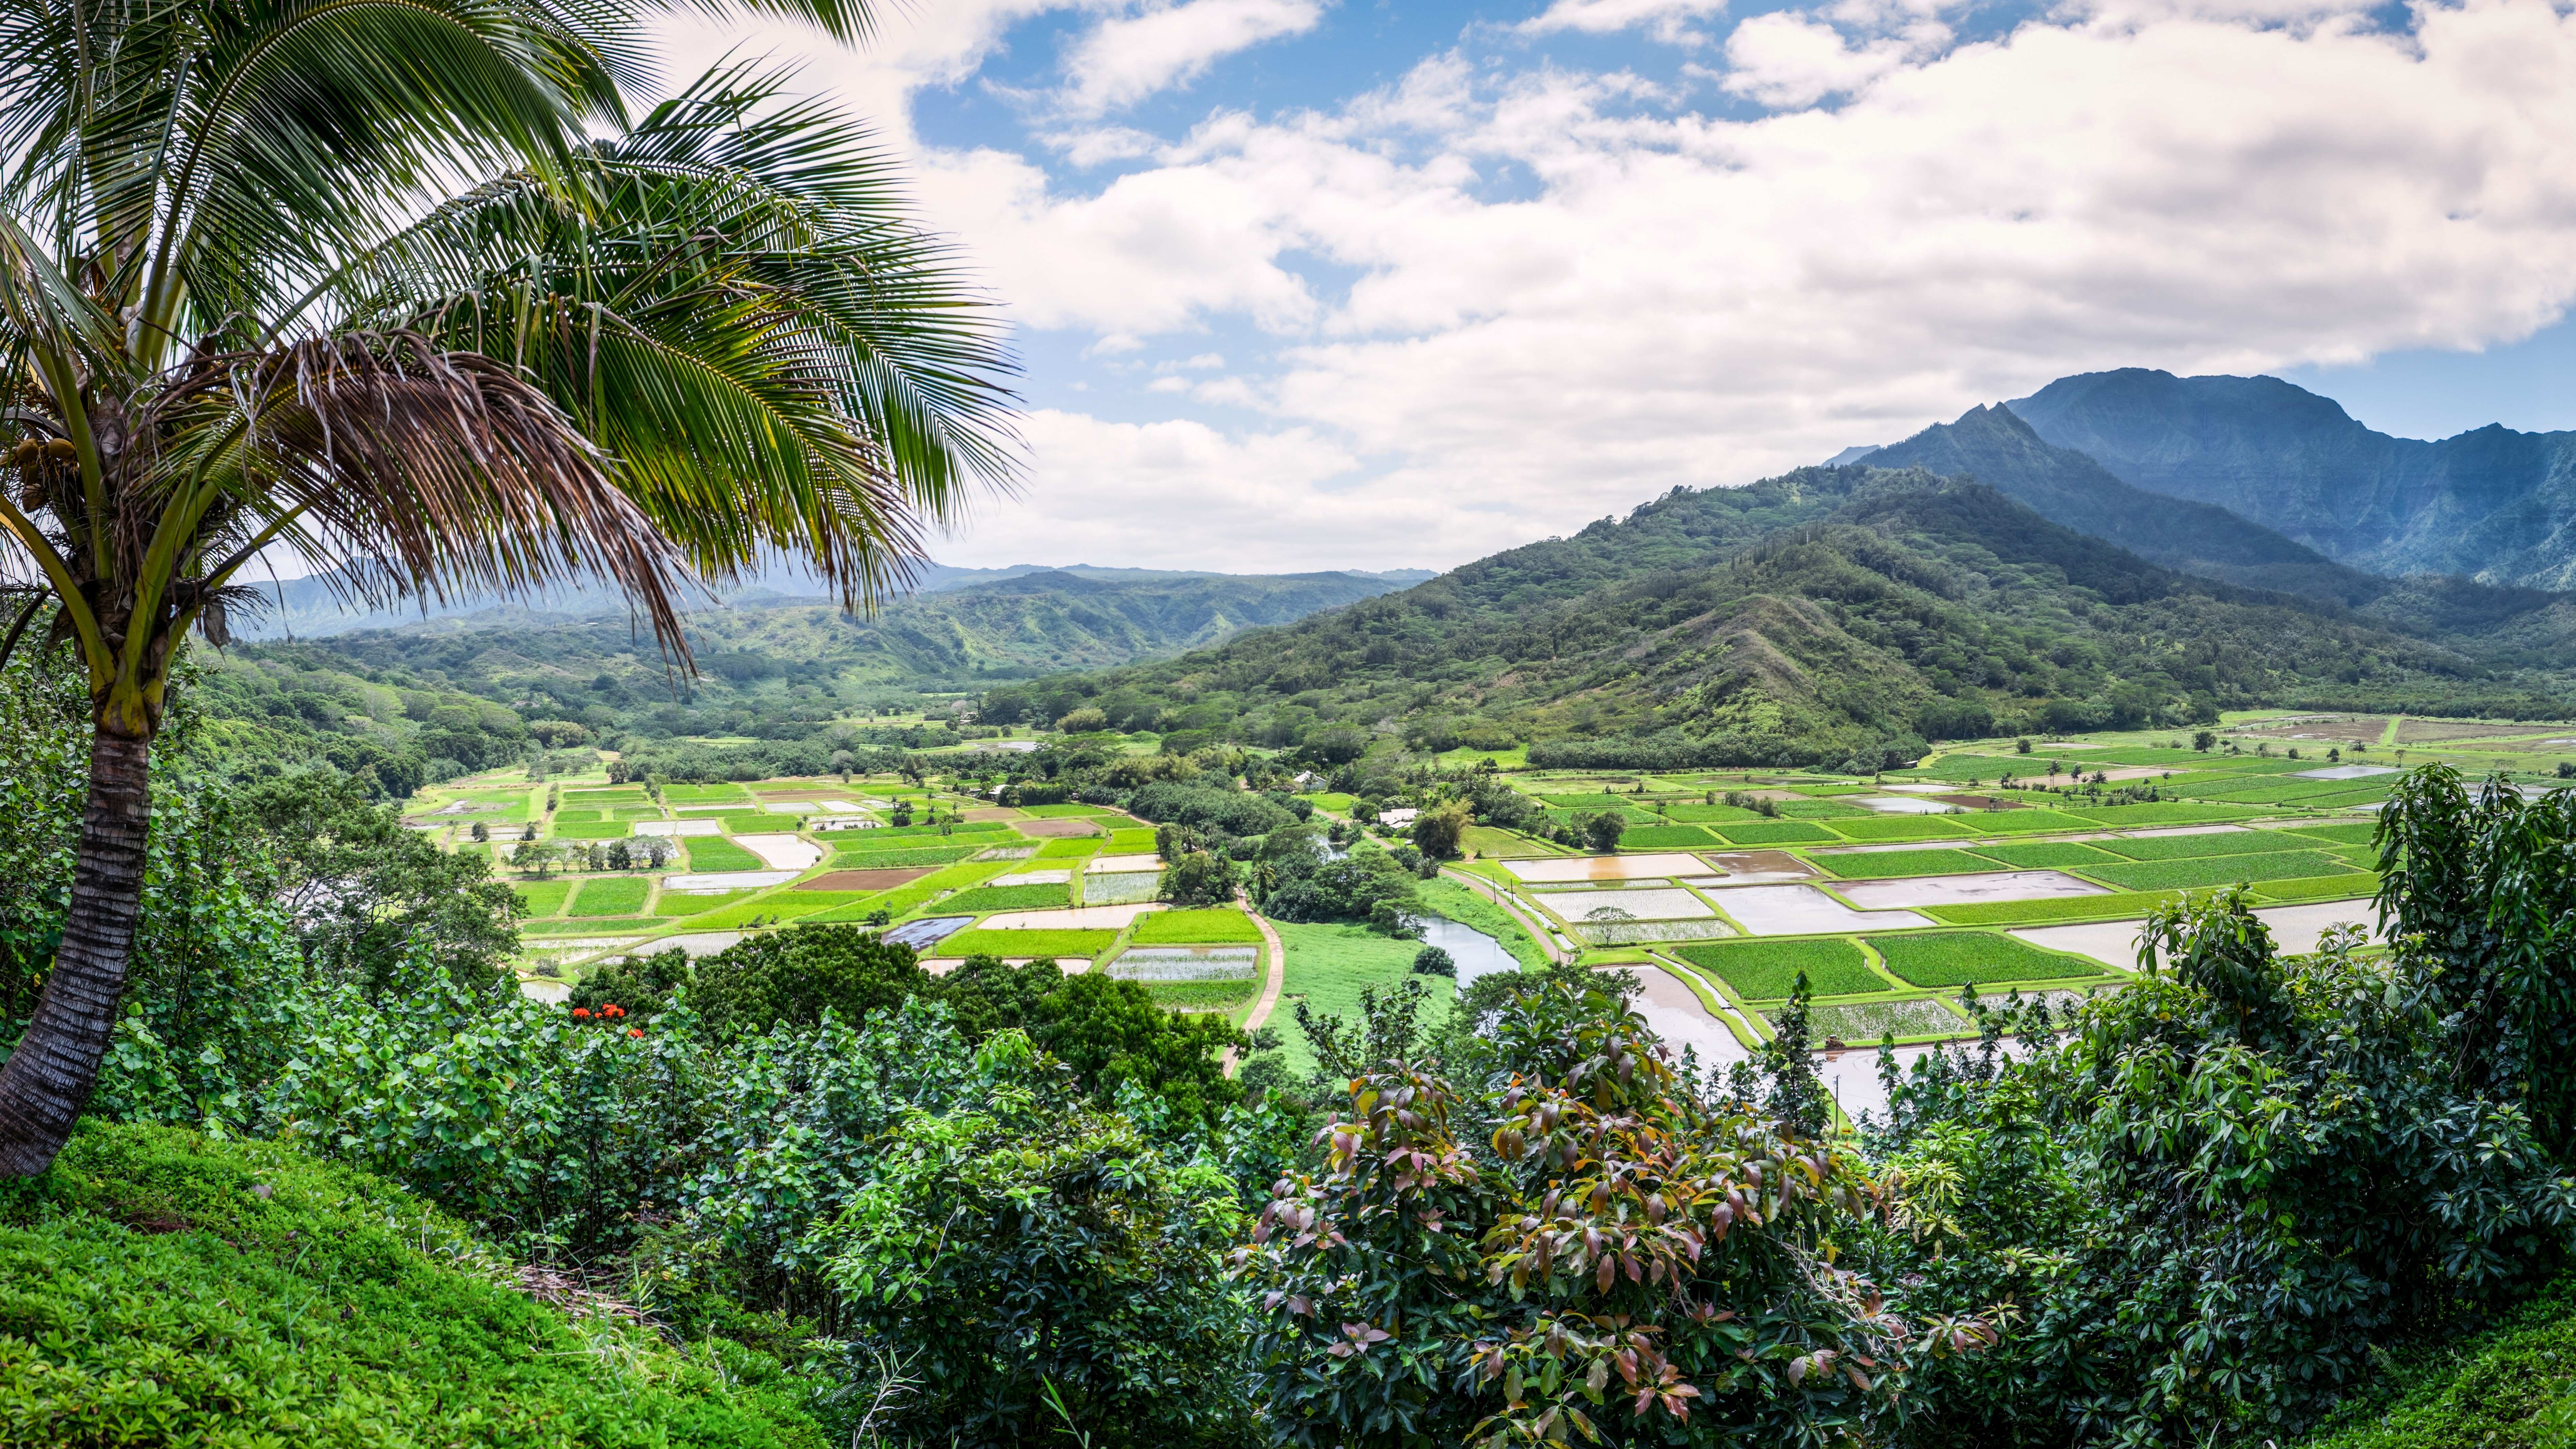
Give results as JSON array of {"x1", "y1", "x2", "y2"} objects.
[
  {"x1": 933, "y1": 411, "x2": 1472, "y2": 570},
  {"x1": 1058, "y1": 0, "x2": 1330, "y2": 117},
  {"x1": 1719, "y1": 13, "x2": 1928, "y2": 106},
  {"x1": 1520, "y1": 0, "x2": 1730, "y2": 44},
  {"x1": 653, "y1": 0, "x2": 2576, "y2": 573}
]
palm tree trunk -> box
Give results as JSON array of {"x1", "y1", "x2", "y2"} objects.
[{"x1": 0, "y1": 727, "x2": 151, "y2": 1176}]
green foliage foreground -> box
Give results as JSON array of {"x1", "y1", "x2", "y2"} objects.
[
  {"x1": 23, "y1": 613, "x2": 2576, "y2": 1449},
  {"x1": 0, "y1": 1123, "x2": 825, "y2": 1449},
  {"x1": 1856, "y1": 764, "x2": 2576, "y2": 1447}
]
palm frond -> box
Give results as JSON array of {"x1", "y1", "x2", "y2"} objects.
[
  {"x1": 158, "y1": 329, "x2": 698, "y2": 653},
  {"x1": 322, "y1": 60, "x2": 1020, "y2": 609}
]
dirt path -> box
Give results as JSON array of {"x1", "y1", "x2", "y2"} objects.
[
  {"x1": 1441, "y1": 867, "x2": 1570, "y2": 964},
  {"x1": 1226, "y1": 889, "x2": 1291, "y2": 1075}
]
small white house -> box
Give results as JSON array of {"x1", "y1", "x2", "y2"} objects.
[{"x1": 1379, "y1": 807, "x2": 1420, "y2": 827}]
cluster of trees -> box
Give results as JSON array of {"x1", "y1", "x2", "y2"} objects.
[{"x1": 185, "y1": 648, "x2": 542, "y2": 798}]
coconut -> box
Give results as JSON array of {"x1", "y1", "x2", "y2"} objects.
[{"x1": 42, "y1": 439, "x2": 75, "y2": 461}]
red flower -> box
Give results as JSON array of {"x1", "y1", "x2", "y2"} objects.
[
  {"x1": 571, "y1": 1008, "x2": 591, "y2": 1019},
  {"x1": 628, "y1": 1028, "x2": 644, "y2": 1038}
]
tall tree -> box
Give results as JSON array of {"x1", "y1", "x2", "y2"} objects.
[{"x1": 0, "y1": 0, "x2": 1015, "y2": 1173}]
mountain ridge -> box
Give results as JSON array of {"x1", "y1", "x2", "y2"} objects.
[{"x1": 2007, "y1": 367, "x2": 2576, "y2": 589}]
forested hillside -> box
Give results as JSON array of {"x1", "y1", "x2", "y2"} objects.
[
  {"x1": 988, "y1": 464, "x2": 2573, "y2": 770},
  {"x1": 185, "y1": 568, "x2": 1417, "y2": 792}
]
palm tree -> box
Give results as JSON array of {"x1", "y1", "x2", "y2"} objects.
[{"x1": 0, "y1": 0, "x2": 1015, "y2": 1174}]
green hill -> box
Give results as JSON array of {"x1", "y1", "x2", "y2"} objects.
[
  {"x1": 983, "y1": 465, "x2": 2574, "y2": 766},
  {"x1": 0, "y1": 1124, "x2": 825, "y2": 1448}
]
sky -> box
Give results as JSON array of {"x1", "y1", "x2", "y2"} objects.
[{"x1": 643, "y1": 0, "x2": 2576, "y2": 576}]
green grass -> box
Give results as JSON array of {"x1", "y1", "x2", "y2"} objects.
[
  {"x1": 1974, "y1": 841, "x2": 2123, "y2": 868},
  {"x1": 1868, "y1": 931, "x2": 2109, "y2": 987},
  {"x1": 871, "y1": 861, "x2": 1017, "y2": 920},
  {"x1": 828, "y1": 845, "x2": 978, "y2": 869},
  {"x1": 1133, "y1": 909, "x2": 1265, "y2": 944},
  {"x1": 2092, "y1": 830, "x2": 2322, "y2": 861},
  {"x1": 656, "y1": 889, "x2": 755, "y2": 917},
  {"x1": 661, "y1": 784, "x2": 749, "y2": 802},
  {"x1": 1617, "y1": 825, "x2": 1719, "y2": 848},
  {"x1": 1926, "y1": 890, "x2": 2215, "y2": 927},
  {"x1": 522, "y1": 917, "x2": 658, "y2": 936},
  {"x1": 2291, "y1": 1275, "x2": 2576, "y2": 1449},
  {"x1": 944, "y1": 883, "x2": 1075, "y2": 914},
  {"x1": 1145, "y1": 980, "x2": 1260, "y2": 1013},
  {"x1": 0, "y1": 1125, "x2": 825, "y2": 1449},
  {"x1": 1416, "y1": 878, "x2": 1550, "y2": 971},
  {"x1": 1821, "y1": 815, "x2": 1974, "y2": 841},
  {"x1": 2086, "y1": 851, "x2": 2358, "y2": 892},
  {"x1": 1036, "y1": 837, "x2": 1104, "y2": 858},
  {"x1": 1675, "y1": 938, "x2": 1886, "y2": 1000},
  {"x1": 511, "y1": 880, "x2": 571, "y2": 916},
  {"x1": 934, "y1": 928, "x2": 1117, "y2": 959},
  {"x1": 1811, "y1": 849, "x2": 2007, "y2": 880},
  {"x1": 2061, "y1": 802, "x2": 2268, "y2": 826},
  {"x1": 1104, "y1": 829, "x2": 1161, "y2": 854},
  {"x1": 1020, "y1": 803, "x2": 1114, "y2": 818},
  {"x1": 1661, "y1": 804, "x2": 1763, "y2": 822},
  {"x1": 681, "y1": 897, "x2": 837, "y2": 930},
  {"x1": 2253, "y1": 874, "x2": 2383, "y2": 904},
  {"x1": 1464, "y1": 825, "x2": 1556, "y2": 858},
  {"x1": 549, "y1": 819, "x2": 630, "y2": 839},
  {"x1": 721, "y1": 813, "x2": 791, "y2": 834},
  {"x1": 2284, "y1": 821, "x2": 2382, "y2": 846},
  {"x1": 568, "y1": 876, "x2": 651, "y2": 916},
  {"x1": 837, "y1": 822, "x2": 1014, "y2": 844},
  {"x1": 683, "y1": 839, "x2": 764, "y2": 873},
  {"x1": 1710, "y1": 822, "x2": 1838, "y2": 845},
  {"x1": 1770, "y1": 798, "x2": 1879, "y2": 819},
  {"x1": 1273, "y1": 920, "x2": 1454, "y2": 1080},
  {"x1": 1963, "y1": 809, "x2": 2097, "y2": 835}
]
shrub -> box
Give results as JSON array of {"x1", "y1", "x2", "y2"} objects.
[{"x1": 1236, "y1": 981, "x2": 1996, "y2": 1446}]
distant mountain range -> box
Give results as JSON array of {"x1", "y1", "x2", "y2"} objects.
[
  {"x1": 1998, "y1": 369, "x2": 2576, "y2": 591},
  {"x1": 250, "y1": 566, "x2": 1437, "y2": 703},
  {"x1": 232, "y1": 559, "x2": 1433, "y2": 647},
  {"x1": 989, "y1": 370, "x2": 2576, "y2": 765}
]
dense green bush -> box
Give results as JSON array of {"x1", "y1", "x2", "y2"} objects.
[
  {"x1": 1238, "y1": 974, "x2": 1996, "y2": 1447},
  {"x1": 822, "y1": 1032, "x2": 1254, "y2": 1445},
  {"x1": 1858, "y1": 769, "x2": 2576, "y2": 1447}
]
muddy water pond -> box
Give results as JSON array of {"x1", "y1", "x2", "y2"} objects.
[
  {"x1": 1698, "y1": 850, "x2": 1816, "y2": 882},
  {"x1": 1833, "y1": 870, "x2": 2107, "y2": 910},
  {"x1": 1712, "y1": 884, "x2": 1933, "y2": 935}
]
